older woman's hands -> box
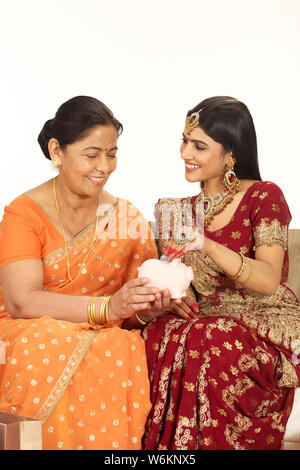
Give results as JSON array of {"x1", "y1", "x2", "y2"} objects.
[
  {"x1": 140, "y1": 291, "x2": 199, "y2": 323},
  {"x1": 137, "y1": 288, "x2": 177, "y2": 323},
  {"x1": 108, "y1": 277, "x2": 199, "y2": 324},
  {"x1": 108, "y1": 278, "x2": 161, "y2": 322}
]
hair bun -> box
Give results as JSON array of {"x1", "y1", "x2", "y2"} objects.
[{"x1": 38, "y1": 118, "x2": 55, "y2": 160}]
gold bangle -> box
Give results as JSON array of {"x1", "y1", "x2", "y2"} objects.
[
  {"x1": 98, "y1": 298, "x2": 106, "y2": 324},
  {"x1": 88, "y1": 297, "x2": 96, "y2": 324},
  {"x1": 88, "y1": 296, "x2": 98, "y2": 324},
  {"x1": 227, "y1": 252, "x2": 246, "y2": 280},
  {"x1": 104, "y1": 295, "x2": 111, "y2": 323},
  {"x1": 91, "y1": 297, "x2": 98, "y2": 324},
  {"x1": 136, "y1": 312, "x2": 147, "y2": 326},
  {"x1": 240, "y1": 259, "x2": 253, "y2": 284},
  {"x1": 98, "y1": 296, "x2": 111, "y2": 324}
]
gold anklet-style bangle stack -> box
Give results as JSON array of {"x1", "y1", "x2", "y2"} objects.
[
  {"x1": 99, "y1": 296, "x2": 111, "y2": 324},
  {"x1": 88, "y1": 295, "x2": 111, "y2": 325},
  {"x1": 88, "y1": 296, "x2": 98, "y2": 325}
]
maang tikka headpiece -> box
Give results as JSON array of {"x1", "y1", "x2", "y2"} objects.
[{"x1": 185, "y1": 98, "x2": 240, "y2": 134}]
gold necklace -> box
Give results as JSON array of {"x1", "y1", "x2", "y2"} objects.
[
  {"x1": 53, "y1": 177, "x2": 99, "y2": 282},
  {"x1": 196, "y1": 181, "x2": 240, "y2": 228}
]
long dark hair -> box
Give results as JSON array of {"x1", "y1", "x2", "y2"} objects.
[
  {"x1": 187, "y1": 96, "x2": 262, "y2": 181},
  {"x1": 38, "y1": 96, "x2": 123, "y2": 160}
]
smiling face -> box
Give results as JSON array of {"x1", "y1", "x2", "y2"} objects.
[
  {"x1": 181, "y1": 126, "x2": 229, "y2": 186},
  {"x1": 49, "y1": 124, "x2": 118, "y2": 198}
]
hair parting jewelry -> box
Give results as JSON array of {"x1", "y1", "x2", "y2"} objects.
[
  {"x1": 185, "y1": 108, "x2": 205, "y2": 133},
  {"x1": 135, "y1": 312, "x2": 147, "y2": 326},
  {"x1": 185, "y1": 98, "x2": 240, "y2": 133},
  {"x1": 227, "y1": 252, "x2": 246, "y2": 281}
]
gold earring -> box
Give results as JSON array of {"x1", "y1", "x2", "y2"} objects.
[
  {"x1": 224, "y1": 152, "x2": 240, "y2": 192},
  {"x1": 53, "y1": 158, "x2": 60, "y2": 168},
  {"x1": 225, "y1": 152, "x2": 235, "y2": 171}
]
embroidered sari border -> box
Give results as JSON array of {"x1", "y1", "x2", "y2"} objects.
[
  {"x1": 34, "y1": 329, "x2": 97, "y2": 423},
  {"x1": 42, "y1": 201, "x2": 118, "y2": 264}
]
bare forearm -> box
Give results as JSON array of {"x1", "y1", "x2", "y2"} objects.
[
  {"x1": 202, "y1": 239, "x2": 281, "y2": 296},
  {"x1": 12, "y1": 290, "x2": 101, "y2": 323}
]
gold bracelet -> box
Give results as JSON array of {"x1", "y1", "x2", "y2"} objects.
[
  {"x1": 98, "y1": 298, "x2": 106, "y2": 324},
  {"x1": 98, "y1": 296, "x2": 111, "y2": 324},
  {"x1": 240, "y1": 259, "x2": 253, "y2": 284},
  {"x1": 228, "y1": 252, "x2": 246, "y2": 280},
  {"x1": 104, "y1": 296, "x2": 111, "y2": 323},
  {"x1": 136, "y1": 312, "x2": 147, "y2": 326},
  {"x1": 88, "y1": 296, "x2": 98, "y2": 325},
  {"x1": 88, "y1": 296, "x2": 97, "y2": 324}
]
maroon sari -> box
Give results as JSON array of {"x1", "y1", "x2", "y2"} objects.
[{"x1": 143, "y1": 181, "x2": 300, "y2": 450}]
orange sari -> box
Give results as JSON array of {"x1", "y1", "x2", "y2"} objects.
[{"x1": 0, "y1": 195, "x2": 158, "y2": 450}]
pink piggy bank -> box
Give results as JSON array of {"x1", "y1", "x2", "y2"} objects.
[{"x1": 138, "y1": 258, "x2": 194, "y2": 299}]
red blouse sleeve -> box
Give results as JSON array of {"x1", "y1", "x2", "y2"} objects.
[{"x1": 251, "y1": 182, "x2": 291, "y2": 251}]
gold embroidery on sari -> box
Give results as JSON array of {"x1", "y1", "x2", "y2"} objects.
[
  {"x1": 174, "y1": 415, "x2": 196, "y2": 450},
  {"x1": 155, "y1": 196, "x2": 300, "y2": 393},
  {"x1": 43, "y1": 201, "x2": 118, "y2": 266},
  {"x1": 254, "y1": 218, "x2": 288, "y2": 250},
  {"x1": 222, "y1": 377, "x2": 254, "y2": 411},
  {"x1": 166, "y1": 398, "x2": 175, "y2": 422},
  {"x1": 271, "y1": 413, "x2": 285, "y2": 433},
  {"x1": 238, "y1": 354, "x2": 259, "y2": 373},
  {"x1": 277, "y1": 352, "x2": 299, "y2": 387},
  {"x1": 34, "y1": 329, "x2": 97, "y2": 423},
  {"x1": 43, "y1": 224, "x2": 98, "y2": 266},
  {"x1": 234, "y1": 413, "x2": 252, "y2": 431},
  {"x1": 255, "y1": 397, "x2": 280, "y2": 418},
  {"x1": 224, "y1": 424, "x2": 245, "y2": 450},
  {"x1": 197, "y1": 350, "x2": 218, "y2": 434}
]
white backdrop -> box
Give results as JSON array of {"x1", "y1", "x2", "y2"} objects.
[{"x1": 1, "y1": 0, "x2": 299, "y2": 227}]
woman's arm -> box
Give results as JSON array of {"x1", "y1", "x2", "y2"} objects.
[
  {"x1": 201, "y1": 237, "x2": 284, "y2": 296},
  {"x1": 0, "y1": 259, "x2": 91, "y2": 322},
  {"x1": 0, "y1": 259, "x2": 160, "y2": 323}
]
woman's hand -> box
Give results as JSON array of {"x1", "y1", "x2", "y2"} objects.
[
  {"x1": 138, "y1": 288, "x2": 177, "y2": 323},
  {"x1": 169, "y1": 296, "x2": 199, "y2": 320},
  {"x1": 139, "y1": 291, "x2": 199, "y2": 323},
  {"x1": 108, "y1": 278, "x2": 160, "y2": 321},
  {"x1": 164, "y1": 225, "x2": 205, "y2": 261}
]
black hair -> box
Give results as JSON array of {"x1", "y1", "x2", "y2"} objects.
[
  {"x1": 187, "y1": 96, "x2": 262, "y2": 180},
  {"x1": 38, "y1": 96, "x2": 123, "y2": 160}
]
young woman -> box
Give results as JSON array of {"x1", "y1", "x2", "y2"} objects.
[{"x1": 142, "y1": 96, "x2": 300, "y2": 450}]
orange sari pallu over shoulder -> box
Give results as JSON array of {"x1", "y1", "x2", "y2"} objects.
[{"x1": 0, "y1": 195, "x2": 158, "y2": 450}]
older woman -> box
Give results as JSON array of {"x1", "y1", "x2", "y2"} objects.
[
  {"x1": 0, "y1": 96, "x2": 171, "y2": 450},
  {"x1": 142, "y1": 96, "x2": 300, "y2": 450}
]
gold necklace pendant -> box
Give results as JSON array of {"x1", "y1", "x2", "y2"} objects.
[
  {"x1": 197, "y1": 185, "x2": 239, "y2": 228},
  {"x1": 53, "y1": 177, "x2": 99, "y2": 282}
]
